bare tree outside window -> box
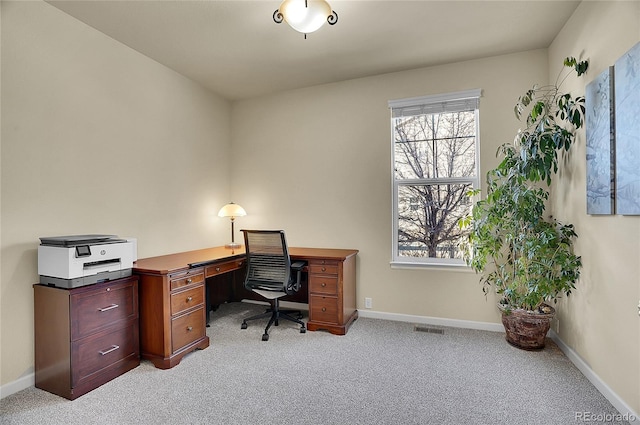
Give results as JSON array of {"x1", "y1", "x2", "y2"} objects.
[{"x1": 390, "y1": 93, "x2": 479, "y2": 266}]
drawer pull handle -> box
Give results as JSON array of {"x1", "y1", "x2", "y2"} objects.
[
  {"x1": 321, "y1": 307, "x2": 327, "y2": 312},
  {"x1": 321, "y1": 283, "x2": 326, "y2": 287},
  {"x1": 186, "y1": 296, "x2": 193, "y2": 302},
  {"x1": 216, "y1": 267, "x2": 221, "y2": 272},
  {"x1": 99, "y1": 345, "x2": 120, "y2": 356},
  {"x1": 321, "y1": 267, "x2": 326, "y2": 272},
  {"x1": 98, "y1": 304, "x2": 119, "y2": 312},
  {"x1": 186, "y1": 278, "x2": 192, "y2": 284},
  {"x1": 187, "y1": 326, "x2": 193, "y2": 332}
]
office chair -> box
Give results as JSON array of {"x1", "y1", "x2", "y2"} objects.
[{"x1": 240, "y1": 229, "x2": 307, "y2": 341}]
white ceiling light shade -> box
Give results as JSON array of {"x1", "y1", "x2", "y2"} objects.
[{"x1": 273, "y1": 0, "x2": 338, "y2": 36}]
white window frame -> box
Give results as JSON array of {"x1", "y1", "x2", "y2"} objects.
[{"x1": 389, "y1": 89, "x2": 481, "y2": 269}]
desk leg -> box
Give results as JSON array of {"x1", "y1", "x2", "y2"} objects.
[{"x1": 205, "y1": 283, "x2": 211, "y2": 327}]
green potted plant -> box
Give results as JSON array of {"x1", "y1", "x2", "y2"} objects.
[{"x1": 460, "y1": 57, "x2": 588, "y2": 349}]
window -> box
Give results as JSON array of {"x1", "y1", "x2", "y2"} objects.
[{"x1": 389, "y1": 89, "x2": 481, "y2": 267}]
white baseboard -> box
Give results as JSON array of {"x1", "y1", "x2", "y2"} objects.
[
  {"x1": 357, "y1": 308, "x2": 505, "y2": 332},
  {"x1": 549, "y1": 330, "x2": 639, "y2": 423},
  {"x1": 1, "y1": 372, "x2": 34, "y2": 400}
]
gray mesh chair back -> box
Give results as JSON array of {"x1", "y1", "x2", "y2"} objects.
[{"x1": 244, "y1": 230, "x2": 291, "y2": 294}]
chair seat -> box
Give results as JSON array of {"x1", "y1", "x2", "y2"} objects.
[{"x1": 252, "y1": 288, "x2": 287, "y2": 300}]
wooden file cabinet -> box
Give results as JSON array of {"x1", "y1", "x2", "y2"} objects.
[
  {"x1": 33, "y1": 276, "x2": 140, "y2": 400},
  {"x1": 306, "y1": 252, "x2": 357, "y2": 335}
]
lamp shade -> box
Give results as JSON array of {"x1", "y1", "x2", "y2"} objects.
[
  {"x1": 218, "y1": 202, "x2": 247, "y2": 218},
  {"x1": 278, "y1": 0, "x2": 333, "y2": 34}
]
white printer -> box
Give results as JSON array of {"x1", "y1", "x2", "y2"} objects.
[{"x1": 38, "y1": 234, "x2": 137, "y2": 288}]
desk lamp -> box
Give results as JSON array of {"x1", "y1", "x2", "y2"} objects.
[{"x1": 218, "y1": 202, "x2": 246, "y2": 249}]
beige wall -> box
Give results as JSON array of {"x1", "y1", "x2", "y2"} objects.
[
  {"x1": 230, "y1": 49, "x2": 549, "y2": 323},
  {"x1": 549, "y1": 0, "x2": 640, "y2": 414},
  {"x1": 1, "y1": 1, "x2": 231, "y2": 386}
]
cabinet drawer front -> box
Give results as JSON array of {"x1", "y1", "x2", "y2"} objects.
[
  {"x1": 171, "y1": 308, "x2": 205, "y2": 353},
  {"x1": 72, "y1": 320, "x2": 138, "y2": 386},
  {"x1": 205, "y1": 260, "x2": 244, "y2": 278},
  {"x1": 309, "y1": 259, "x2": 339, "y2": 267},
  {"x1": 309, "y1": 261, "x2": 338, "y2": 276},
  {"x1": 309, "y1": 275, "x2": 338, "y2": 295},
  {"x1": 170, "y1": 272, "x2": 204, "y2": 291},
  {"x1": 309, "y1": 295, "x2": 339, "y2": 325},
  {"x1": 71, "y1": 280, "x2": 137, "y2": 340},
  {"x1": 171, "y1": 285, "x2": 204, "y2": 316}
]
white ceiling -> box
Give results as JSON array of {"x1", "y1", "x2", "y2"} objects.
[{"x1": 47, "y1": 0, "x2": 580, "y2": 101}]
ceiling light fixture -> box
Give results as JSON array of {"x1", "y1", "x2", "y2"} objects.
[{"x1": 273, "y1": 0, "x2": 338, "y2": 39}]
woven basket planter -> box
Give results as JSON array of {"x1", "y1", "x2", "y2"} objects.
[{"x1": 497, "y1": 303, "x2": 555, "y2": 350}]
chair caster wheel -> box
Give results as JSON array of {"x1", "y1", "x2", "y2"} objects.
[
  {"x1": 300, "y1": 327, "x2": 306, "y2": 333},
  {"x1": 241, "y1": 322, "x2": 247, "y2": 330},
  {"x1": 262, "y1": 333, "x2": 269, "y2": 341}
]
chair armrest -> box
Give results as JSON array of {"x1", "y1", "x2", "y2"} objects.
[{"x1": 291, "y1": 261, "x2": 307, "y2": 271}]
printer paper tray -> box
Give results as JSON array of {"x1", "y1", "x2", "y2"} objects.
[{"x1": 40, "y1": 269, "x2": 132, "y2": 289}]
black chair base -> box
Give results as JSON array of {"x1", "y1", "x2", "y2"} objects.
[{"x1": 241, "y1": 300, "x2": 306, "y2": 341}]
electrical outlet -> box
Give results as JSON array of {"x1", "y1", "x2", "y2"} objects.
[{"x1": 365, "y1": 297, "x2": 372, "y2": 309}]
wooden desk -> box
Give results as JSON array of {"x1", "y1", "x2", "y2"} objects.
[{"x1": 133, "y1": 246, "x2": 358, "y2": 369}]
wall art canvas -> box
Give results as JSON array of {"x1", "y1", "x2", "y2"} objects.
[
  {"x1": 585, "y1": 66, "x2": 615, "y2": 214},
  {"x1": 615, "y1": 41, "x2": 640, "y2": 215}
]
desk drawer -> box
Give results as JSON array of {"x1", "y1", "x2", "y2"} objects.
[
  {"x1": 72, "y1": 320, "x2": 138, "y2": 387},
  {"x1": 309, "y1": 295, "x2": 339, "y2": 325},
  {"x1": 170, "y1": 271, "x2": 204, "y2": 291},
  {"x1": 309, "y1": 260, "x2": 339, "y2": 276},
  {"x1": 170, "y1": 285, "x2": 204, "y2": 316},
  {"x1": 309, "y1": 275, "x2": 338, "y2": 295},
  {"x1": 205, "y1": 260, "x2": 244, "y2": 278},
  {"x1": 71, "y1": 279, "x2": 137, "y2": 340},
  {"x1": 171, "y1": 308, "x2": 205, "y2": 353}
]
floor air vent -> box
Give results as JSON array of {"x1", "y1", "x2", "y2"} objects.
[{"x1": 414, "y1": 325, "x2": 444, "y2": 335}]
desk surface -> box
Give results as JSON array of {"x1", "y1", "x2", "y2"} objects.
[{"x1": 133, "y1": 245, "x2": 358, "y2": 275}]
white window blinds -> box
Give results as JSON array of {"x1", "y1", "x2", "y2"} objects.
[{"x1": 388, "y1": 88, "x2": 482, "y2": 117}]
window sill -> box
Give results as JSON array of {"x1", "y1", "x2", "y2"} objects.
[{"x1": 389, "y1": 261, "x2": 474, "y2": 272}]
